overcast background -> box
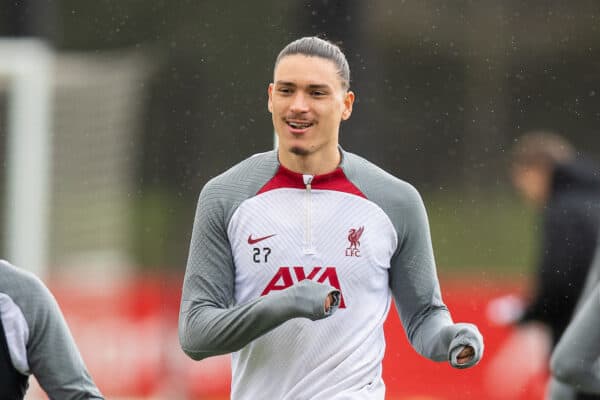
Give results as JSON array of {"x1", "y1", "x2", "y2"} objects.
[{"x1": 1, "y1": 0, "x2": 599, "y2": 275}]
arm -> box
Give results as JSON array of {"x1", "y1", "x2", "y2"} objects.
[
  {"x1": 179, "y1": 182, "x2": 338, "y2": 361},
  {"x1": 550, "y1": 283, "x2": 600, "y2": 393},
  {"x1": 547, "y1": 377, "x2": 577, "y2": 400},
  {"x1": 390, "y1": 186, "x2": 483, "y2": 368},
  {"x1": 23, "y1": 275, "x2": 104, "y2": 399}
]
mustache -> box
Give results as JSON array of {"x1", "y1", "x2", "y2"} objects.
[{"x1": 285, "y1": 115, "x2": 314, "y2": 122}]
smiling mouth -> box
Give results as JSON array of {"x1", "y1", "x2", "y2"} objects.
[{"x1": 286, "y1": 120, "x2": 314, "y2": 129}]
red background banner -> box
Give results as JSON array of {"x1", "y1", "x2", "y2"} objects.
[{"x1": 29, "y1": 275, "x2": 546, "y2": 399}]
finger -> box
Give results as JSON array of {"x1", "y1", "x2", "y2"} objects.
[
  {"x1": 457, "y1": 355, "x2": 472, "y2": 364},
  {"x1": 460, "y1": 347, "x2": 474, "y2": 357},
  {"x1": 324, "y1": 294, "x2": 332, "y2": 312},
  {"x1": 457, "y1": 347, "x2": 475, "y2": 363}
]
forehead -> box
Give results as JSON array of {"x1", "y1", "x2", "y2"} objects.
[{"x1": 274, "y1": 54, "x2": 343, "y2": 89}]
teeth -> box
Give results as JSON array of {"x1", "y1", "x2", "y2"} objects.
[{"x1": 288, "y1": 122, "x2": 311, "y2": 129}]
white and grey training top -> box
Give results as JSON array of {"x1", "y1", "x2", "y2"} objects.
[
  {"x1": 179, "y1": 148, "x2": 483, "y2": 400},
  {"x1": 0, "y1": 260, "x2": 104, "y2": 399}
]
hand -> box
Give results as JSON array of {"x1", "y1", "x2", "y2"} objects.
[
  {"x1": 324, "y1": 291, "x2": 341, "y2": 313},
  {"x1": 456, "y1": 345, "x2": 475, "y2": 365},
  {"x1": 324, "y1": 293, "x2": 333, "y2": 312},
  {"x1": 447, "y1": 322, "x2": 484, "y2": 369}
]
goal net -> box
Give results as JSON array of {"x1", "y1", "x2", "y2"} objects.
[{"x1": 0, "y1": 39, "x2": 152, "y2": 278}]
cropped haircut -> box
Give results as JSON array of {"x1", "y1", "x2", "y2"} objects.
[
  {"x1": 275, "y1": 36, "x2": 351, "y2": 90},
  {"x1": 511, "y1": 130, "x2": 576, "y2": 167}
]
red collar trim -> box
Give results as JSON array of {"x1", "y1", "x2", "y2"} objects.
[{"x1": 257, "y1": 164, "x2": 366, "y2": 198}]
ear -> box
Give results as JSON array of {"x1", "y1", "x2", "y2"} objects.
[
  {"x1": 341, "y1": 90, "x2": 355, "y2": 121},
  {"x1": 267, "y1": 83, "x2": 274, "y2": 113}
]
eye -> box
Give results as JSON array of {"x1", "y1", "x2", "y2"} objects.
[
  {"x1": 311, "y1": 90, "x2": 326, "y2": 97},
  {"x1": 277, "y1": 87, "x2": 292, "y2": 95}
]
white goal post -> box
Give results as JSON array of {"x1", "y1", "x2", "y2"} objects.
[{"x1": 0, "y1": 38, "x2": 53, "y2": 278}]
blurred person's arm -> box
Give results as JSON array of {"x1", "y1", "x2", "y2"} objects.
[
  {"x1": 550, "y1": 283, "x2": 600, "y2": 393},
  {"x1": 0, "y1": 260, "x2": 104, "y2": 399},
  {"x1": 520, "y1": 205, "x2": 598, "y2": 342},
  {"x1": 178, "y1": 179, "x2": 339, "y2": 361},
  {"x1": 388, "y1": 184, "x2": 483, "y2": 368},
  {"x1": 547, "y1": 376, "x2": 577, "y2": 400}
]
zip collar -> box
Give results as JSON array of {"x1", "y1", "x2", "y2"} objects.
[{"x1": 257, "y1": 162, "x2": 366, "y2": 198}]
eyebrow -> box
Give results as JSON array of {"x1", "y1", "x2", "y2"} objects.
[{"x1": 275, "y1": 81, "x2": 332, "y2": 90}]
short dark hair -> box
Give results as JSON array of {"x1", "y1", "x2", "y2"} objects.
[
  {"x1": 275, "y1": 36, "x2": 350, "y2": 90},
  {"x1": 511, "y1": 130, "x2": 575, "y2": 167}
]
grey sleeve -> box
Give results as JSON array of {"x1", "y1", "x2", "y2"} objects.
[
  {"x1": 551, "y1": 283, "x2": 600, "y2": 393},
  {"x1": 21, "y1": 272, "x2": 104, "y2": 399},
  {"x1": 389, "y1": 185, "x2": 483, "y2": 368},
  {"x1": 178, "y1": 181, "x2": 339, "y2": 361},
  {"x1": 547, "y1": 377, "x2": 577, "y2": 400}
]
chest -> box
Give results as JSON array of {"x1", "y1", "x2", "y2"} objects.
[{"x1": 227, "y1": 189, "x2": 397, "y2": 303}]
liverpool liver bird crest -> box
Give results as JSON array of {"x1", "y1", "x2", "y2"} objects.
[{"x1": 347, "y1": 226, "x2": 364, "y2": 249}]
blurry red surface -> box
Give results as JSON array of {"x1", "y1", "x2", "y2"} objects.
[
  {"x1": 383, "y1": 276, "x2": 547, "y2": 400},
  {"x1": 40, "y1": 274, "x2": 547, "y2": 399}
]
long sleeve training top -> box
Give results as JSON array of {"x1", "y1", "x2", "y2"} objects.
[
  {"x1": 179, "y1": 148, "x2": 483, "y2": 399},
  {"x1": 0, "y1": 260, "x2": 104, "y2": 400}
]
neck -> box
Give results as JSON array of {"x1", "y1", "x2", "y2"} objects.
[{"x1": 278, "y1": 145, "x2": 341, "y2": 175}]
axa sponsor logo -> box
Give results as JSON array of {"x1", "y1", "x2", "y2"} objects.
[
  {"x1": 261, "y1": 266, "x2": 346, "y2": 308},
  {"x1": 345, "y1": 226, "x2": 364, "y2": 257}
]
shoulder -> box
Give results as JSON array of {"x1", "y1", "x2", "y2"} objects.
[
  {"x1": 546, "y1": 193, "x2": 600, "y2": 229},
  {"x1": 194, "y1": 151, "x2": 279, "y2": 227},
  {"x1": 0, "y1": 261, "x2": 58, "y2": 344},
  {"x1": 341, "y1": 150, "x2": 423, "y2": 207},
  {"x1": 0, "y1": 260, "x2": 50, "y2": 301},
  {"x1": 200, "y1": 150, "x2": 279, "y2": 200},
  {"x1": 341, "y1": 150, "x2": 428, "y2": 242}
]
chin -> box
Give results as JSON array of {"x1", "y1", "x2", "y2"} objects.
[{"x1": 289, "y1": 146, "x2": 310, "y2": 156}]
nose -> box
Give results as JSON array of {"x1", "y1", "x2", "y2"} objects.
[{"x1": 290, "y1": 92, "x2": 309, "y2": 113}]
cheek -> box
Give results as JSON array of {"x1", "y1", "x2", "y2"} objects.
[
  {"x1": 269, "y1": 103, "x2": 282, "y2": 119},
  {"x1": 517, "y1": 175, "x2": 533, "y2": 194},
  {"x1": 326, "y1": 108, "x2": 345, "y2": 125},
  {"x1": 272, "y1": 99, "x2": 289, "y2": 114}
]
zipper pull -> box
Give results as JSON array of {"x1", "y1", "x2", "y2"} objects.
[
  {"x1": 302, "y1": 174, "x2": 315, "y2": 255},
  {"x1": 303, "y1": 174, "x2": 313, "y2": 190}
]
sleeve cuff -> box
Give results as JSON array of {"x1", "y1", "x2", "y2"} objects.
[{"x1": 448, "y1": 323, "x2": 484, "y2": 369}]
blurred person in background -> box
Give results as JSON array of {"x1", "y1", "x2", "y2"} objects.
[
  {"x1": 487, "y1": 131, "x2": 600, "y2": 400},
  {"x1": 178, "y1": 36, "x2": 483, "y2": 399},
  {"x1": 511, "y1": 131, "x2": 600, "y2": 347},
  {"x1": 0, "y1": 260, "x2": 104, "y2": 400}
]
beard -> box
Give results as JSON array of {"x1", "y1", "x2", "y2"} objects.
[{"x1": 289, "y1": 145, "x2": 310, "y2": 156}]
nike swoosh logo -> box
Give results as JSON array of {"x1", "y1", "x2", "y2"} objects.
[{"x1": 248, "y1": 234, "x2": 277, "y2": 245}]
